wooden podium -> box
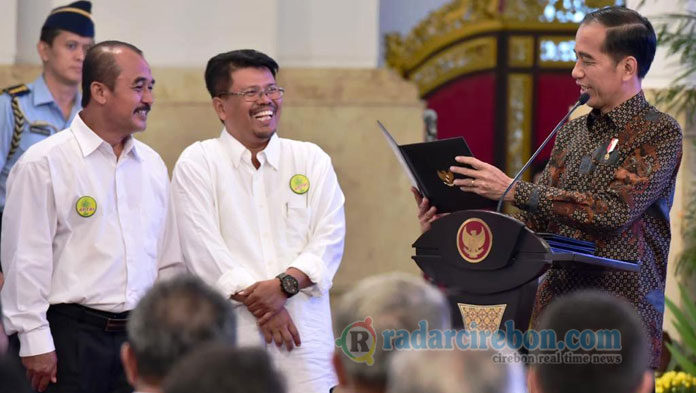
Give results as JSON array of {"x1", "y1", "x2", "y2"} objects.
[{"x1": 412, "y1": 209, "x2": 639, "y2": 332}]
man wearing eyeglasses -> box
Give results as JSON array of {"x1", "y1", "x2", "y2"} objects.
[{"x1": 166, "y1": 49, "x2": 345, "y2": 393}]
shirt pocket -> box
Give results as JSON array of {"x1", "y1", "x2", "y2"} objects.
[{"x1": 284, "y1": 195, "x2": 311, "y2": 256}]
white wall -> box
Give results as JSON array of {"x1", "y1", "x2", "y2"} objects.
[
  {"x1": 0, "y1": 0, "x2": 17, "y2": 64},
  {"x1": 278, "y1": 0, "x2": 379, "y2": 68},
  {"x1": 1, "y1": 0, "x2": 691, "y2": 73},
  {"x1": 93, "y1": 0, "x2": 278, "y2": 68},
  {"x1": 2, "y1": 0, "x2": 379, "y2": 68}
]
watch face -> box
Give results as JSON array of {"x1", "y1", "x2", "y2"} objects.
[{"x1": 282, "y1": 276, "x2": 299, "y2": 295}]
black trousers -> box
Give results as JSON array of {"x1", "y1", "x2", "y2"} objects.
[{"x1": 9, "y1": 304, "x2": 132, "y2": 393}]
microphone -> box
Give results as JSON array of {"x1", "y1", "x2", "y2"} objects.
[
  {"x1": 496, "y1": 93, "x2": 590, "y2": 213},
  {"x1": 423, "y1": 109, "x2": 438, "y2": 142}
]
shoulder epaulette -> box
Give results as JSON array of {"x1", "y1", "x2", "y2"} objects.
[
  {"x1": 2, "y1": 84, "x2": 30, "y2": 98},
  {"x1": 4, "y1": 83, "x2": 30, "y2": 163}
]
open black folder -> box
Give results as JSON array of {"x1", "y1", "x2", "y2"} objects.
[{"x1": 378, "y1": 121, "x2": 496, "y2": 213}]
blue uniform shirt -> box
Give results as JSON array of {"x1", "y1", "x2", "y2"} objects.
[{"x1": 0, "y1": 75, "x2": 81, "y2": 211}]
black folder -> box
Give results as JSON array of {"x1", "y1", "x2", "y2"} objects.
[{"x1": 378, "y1": 121, "x2": 496, "y2": 213}]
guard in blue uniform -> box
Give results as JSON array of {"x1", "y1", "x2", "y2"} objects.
[{"x1": 0, "y1": 1, "x2": 94, "y2": 282}]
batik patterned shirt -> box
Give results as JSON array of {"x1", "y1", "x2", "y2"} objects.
[{"x1": 513, "y1": 91, "x2": 682, "y2": 368}]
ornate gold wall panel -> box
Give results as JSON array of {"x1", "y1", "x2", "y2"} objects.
[
  {"x1": 506, "y1": 74, "x2": 533, "y2": 175},
  {"x1": 410, "y1": 37, "x2": 497, "y2": 96},
  {"x1": 539, "y1": 35, "x2": 578, "y2": 68},
  {"x1": 387, "y1": 20, "x2": 577, "y2": 77},
  {"x1": 508, "y1": 35, "x2": 535, "y2": 68}
]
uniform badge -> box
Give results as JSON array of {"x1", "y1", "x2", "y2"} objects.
[
  {"x1": 289, "y1": 174, "x2": 310, "y2": 195},
  {"x1": 75, "y1": 196, "x2": 97, "y2": 217},
  {"x1": 29, "y1": 121, "x2": 58, "y2": 136}
]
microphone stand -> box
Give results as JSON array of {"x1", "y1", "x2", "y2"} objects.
[{"x1": 496, "y1": 93, "x2": 590, "y2": 213}]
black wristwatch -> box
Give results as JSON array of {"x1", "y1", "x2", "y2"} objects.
[{"x1": 276, "y1": 273, "x2": 299, "y2": 297}]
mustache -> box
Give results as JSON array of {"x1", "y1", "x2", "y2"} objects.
[
  {"x1": 251, "y1": 103, "x2": 275, "y2": 112},
  {"x1": 134, "y1": 104, "x2": 151, "y2": 113}
]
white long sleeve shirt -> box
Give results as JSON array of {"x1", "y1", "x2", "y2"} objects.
[
  {"x1": 0, "y1": 113, "x2": 169, "y2": 357},
  {"x1": 168, "y1": 130, "x2": 345, "y2": 393}
]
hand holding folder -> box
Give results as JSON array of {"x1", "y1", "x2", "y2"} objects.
[{"x1": 378, "y1": 121, "x2": 496, "y2": 213}]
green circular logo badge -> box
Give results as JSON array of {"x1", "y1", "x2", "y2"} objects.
[
  {"x1": 289, "y1": 174, "x2": 310, "y2": 195},
  {"x1": 76, "y1": 196, "x2": 97, "y2": 218}
]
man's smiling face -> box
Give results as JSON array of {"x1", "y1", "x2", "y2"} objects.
[
  {"x1": 571, "y1": 21, "x2": 627, "y2": 114},
  {"x1": 217, "y1": 67, "x2": 282, "y2": 149}
]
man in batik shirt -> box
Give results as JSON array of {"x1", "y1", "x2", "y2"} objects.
[{"x1": 416, "y1": 6, "x2": 681, "y2": 369}]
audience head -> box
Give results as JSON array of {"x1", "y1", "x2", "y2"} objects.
[
  {"x1": 121, "y1": 275, "x2": 236, "y2": 390},
  {"x1": 162, "y1": 346, "x2": 285, "y2": 393},
  {"x1": 332, "y1": 272, "x2": 451, "y2": 392},
  {"x1": 387, "y1": 348, "x2": 525, "y2": 393},
  {"x1": 529, "y1": 290, "x2": 652, "y2": 393}
]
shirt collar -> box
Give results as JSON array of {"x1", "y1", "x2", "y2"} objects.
[
  {"x1": 31, "y1": 75, "x2": 82, "y2": 108},
  {"x1": 587, "y1": 91, "x2": 648, "y2": 131},
  {"x1": 219, "y1": 129, "x2": 279, "y2": 170},
  {"x1": 71, "y1": 112, "x2": 141, "y2": 160},
  {"x1": 121, "y1": 135, "x2": 141, "y2": 161}
]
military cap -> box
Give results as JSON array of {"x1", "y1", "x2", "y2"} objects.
[{"x1": 42, "y1": 1, "x2": 94, "y2": 38}]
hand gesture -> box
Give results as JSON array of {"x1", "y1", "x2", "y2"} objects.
[
  {"x1": 21, "y1": 351, "x2": 57, "y2": 392},
  {"x1": 450, "y1": 156, "x2": 515, "y2": 201},
  {"x1": 411, "y1": 187, "x2": 448, "y2": 233},
  {"x1": 241, "y1": 279, "x2": 287, "y2": 324},
  {"x1": 260, "y1": 307, "x2": 301, "y2": 351}
]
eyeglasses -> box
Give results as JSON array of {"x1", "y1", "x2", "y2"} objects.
[{"x1": 217, "y1": 86, "x2": 285, "y2": 102}]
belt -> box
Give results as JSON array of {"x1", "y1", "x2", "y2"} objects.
[{"x1": 48, "y1": 303, "x2": 130, "y2": 333}]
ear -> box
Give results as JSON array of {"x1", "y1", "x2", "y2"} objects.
[
  {"x1": 120, "y1": 342, "x2": 138, "y2": 387},
  {"x1": 636, "y1": 370, "x2": 654, "y2": 393},
  {"x1": 212, "y1": 97, "x2": 228, "y2": 122},
  {"x1": 36, "y1": 41, "x2": 50, "y2": 63},
  {"x1": 332, "y1": 350, "x2": 349, "y2": 386},
  {"x1": 621, "y1": 56, "x2": 639, "y2": 81},
  {"x1": 90, "y1": 81, "x2": 109, "y2": 105}
]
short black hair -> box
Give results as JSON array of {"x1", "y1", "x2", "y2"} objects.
[
  {"x1": 582, "y1": 6, "x2": 656, "y2": 79},
  {"x1": 127, "y1": 275, "x2": 236, "y2": 383},
  {"x1": 81, "y1": 40, "x2": 143, "y2": 107},
  {"x1": 204, "y1": 49, "x2": 279, "y2": 98},
  {"x1": 39, "y1": 27, "x2": 63, "y2": 46},
  {"x1": 162, "y1": 346, "x2": 285, "y2": 393},
  {"x1": 532, "y1": 290, "x2": 649, "y2": 393}
]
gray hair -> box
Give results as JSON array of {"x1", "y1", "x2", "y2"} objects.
[
  {"x1": 333, "y1": 272, "x2": 451, "y2": 389},
  {"x1": 127, "y1": 274, "x2": 236, "y2": 382},
  {"x1": 387, "y1": 349, "x2": 526, "y2": 393},
  {"x1": 162, "y1": 346, "x2": 285, "y2": 393}
]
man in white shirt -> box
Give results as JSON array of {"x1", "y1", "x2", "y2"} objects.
[
  {"x1": 1, "y1": 41, "x2": 167, "y2": 393},
  {"x1": 167, "y1": 49, "x2": 345, "y2": 393}
]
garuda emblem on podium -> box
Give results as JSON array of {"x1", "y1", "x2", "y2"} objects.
[{"x1": 457, "y1": 218, "x2": 492, "y2": 263}]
